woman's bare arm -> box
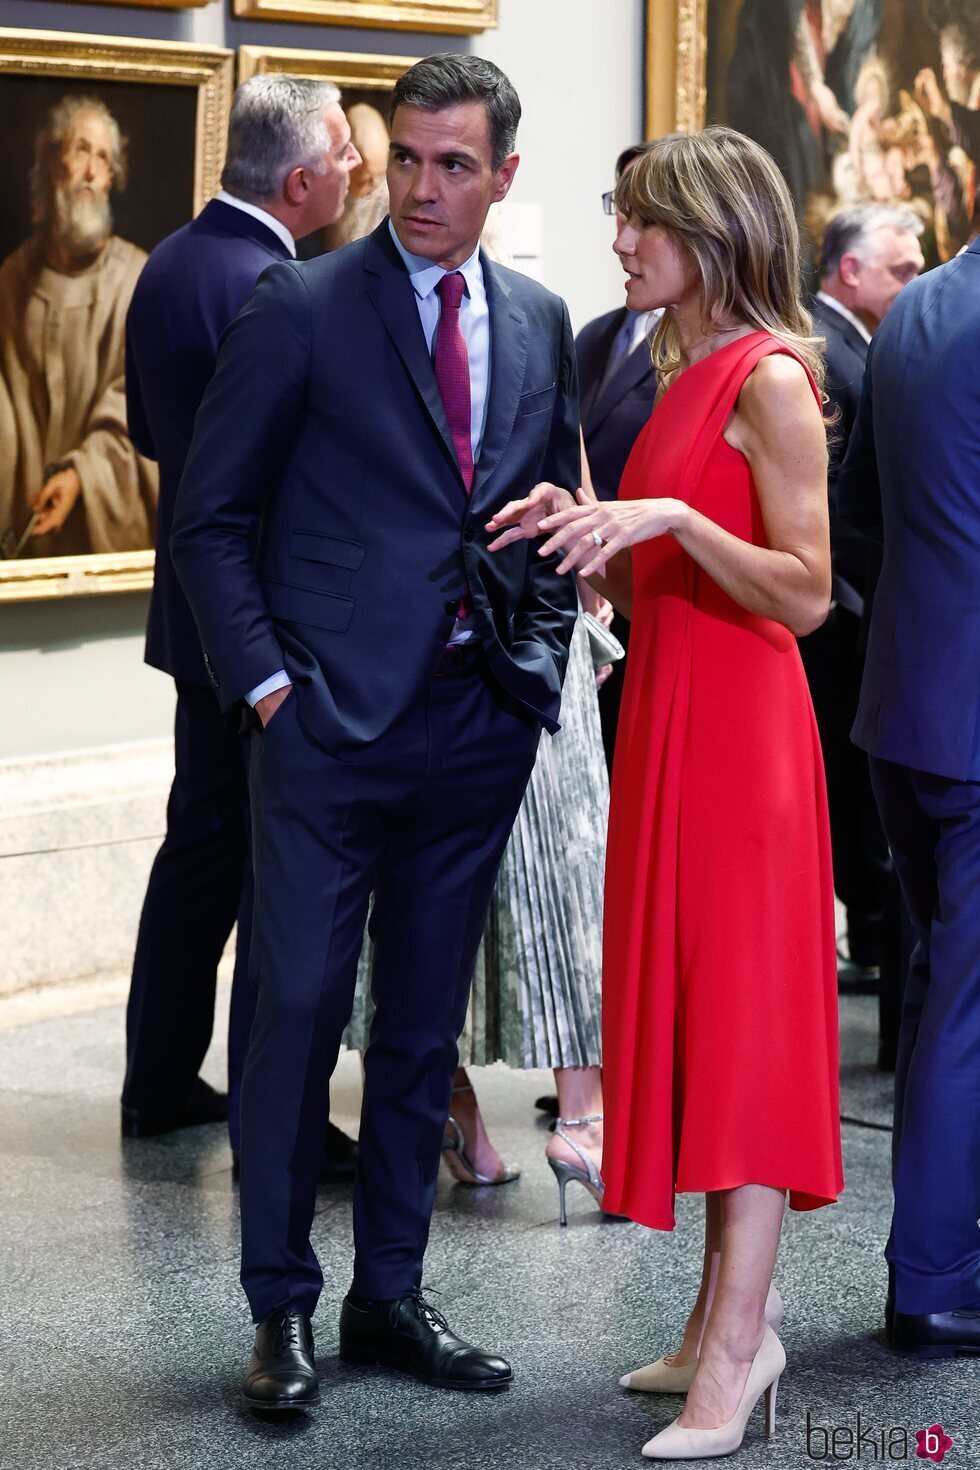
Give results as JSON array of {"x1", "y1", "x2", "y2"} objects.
[{"x1": 530, "y1": 355, "x2": 831, "y2": 637}]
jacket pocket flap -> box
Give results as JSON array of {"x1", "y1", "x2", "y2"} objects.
[
  {"x1": 263, "y1": 578, "x2": 355, "y2": 632},
  {"x1": 518, "y1": 383, "x2": 557, "y2": 416},
  {"x1": 289, "y1": 531, "x2": 365, "y2": 570}
]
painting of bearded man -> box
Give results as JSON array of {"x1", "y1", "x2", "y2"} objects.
[{"x1": 0, "y1": 95, "x2": 157, "y2": 558}]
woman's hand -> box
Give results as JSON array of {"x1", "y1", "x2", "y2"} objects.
[
  {"x1": 536, "y1": 488, "x2": 687, "y2": 577},
  {"x1": 576, "y1": 575, "x2": 613, "y2": 625},
  {"x1": 485, "y1": 482, "x2": 577, "y2": 551}
]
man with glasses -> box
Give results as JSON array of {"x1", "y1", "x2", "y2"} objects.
[{"x1": 576, "y1": 143, "x2": 659, "y2": 770}]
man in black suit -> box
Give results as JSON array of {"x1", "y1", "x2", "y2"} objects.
[
  {"x1": 800, "y1": 204, "x2": 923, "y2": 1015},
  {"x1": 171, "y1": 55, "x2": 579, "y2": 1410},
  {"x1": 122, "y1": 77, "x2": 361, "y2": 1181},
  {"x1": 577, "y1": 143, "x2": 658, "y2": 768}
]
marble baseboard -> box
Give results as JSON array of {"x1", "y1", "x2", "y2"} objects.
[{"x1": 0, "y1": 741, "x2": 173, "y2": 994}]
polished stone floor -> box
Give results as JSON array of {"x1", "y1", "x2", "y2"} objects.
[{"x1": 1, "y1": 989, "x2": 977, "y2": 1470}]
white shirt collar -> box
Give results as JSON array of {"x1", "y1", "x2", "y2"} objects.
[
  {"x1": 215, "y1": 190, "x2": 296, "y2": 259},
  {"x1": 816, "y1": 290, "x2": 873, "y2": 345},
  {"x1": 387, "y1": 217, "x2": 482, "y2": 301}
]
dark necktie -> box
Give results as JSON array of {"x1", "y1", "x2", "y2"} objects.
[{"x1": 434, "y1": 272, "x2": 474, "y2": 492}]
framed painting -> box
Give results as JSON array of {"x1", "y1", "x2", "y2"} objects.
[
  {"x1": 239, "y1": 45, "x2": 419, "y2": 259},
  {"x1": 646, "y1": 1, "x2": 978, "y2": 274},
  {"x1": 0, "y1": 28, "x2": 233, "y2": 603},
  {"x1": 233, "y1": 0, "x2": 497, "y2": 34}
]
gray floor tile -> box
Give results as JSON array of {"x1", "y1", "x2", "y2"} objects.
[{"x1": 1, "y1": 995, "x2": 977, "y2": 1469}]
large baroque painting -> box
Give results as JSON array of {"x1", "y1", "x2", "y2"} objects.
[
  {"x1": 649, "y1": 0, "x2": 978, "y2": 274},
  {"x1": 0, "y1": 29, "x2": 232, "y2": 602}
]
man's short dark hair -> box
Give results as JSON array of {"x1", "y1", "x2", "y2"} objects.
[
  {"x1": 390, "y1": 54, "x2": 521, "y2": 172},
  {"x1": 615, "y1": 141, "x2": 656, "y2": 180}
]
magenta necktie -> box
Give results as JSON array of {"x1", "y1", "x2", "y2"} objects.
[{"x1": 434, "y1": 272, "x2": 474, "y2": 493}]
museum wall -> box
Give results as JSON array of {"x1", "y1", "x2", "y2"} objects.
[{"x1": 0, "y1": 0, "x2": 644, "y2": 988}]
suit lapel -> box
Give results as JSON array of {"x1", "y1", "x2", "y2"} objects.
[
  {"x1": 585, "y1": 331, "x2": 653, "y2": 434},
  {"x1": 580, "y1": 312, "x2": 625, "y2": 427},
  {"x1": 363, "y1": 223, "x2": 462, "y2": 485},
  {"x1": 471, "y1": 254, "x2": 528, "y2": 504}
]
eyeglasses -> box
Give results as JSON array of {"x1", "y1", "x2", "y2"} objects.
[{"x1": 602, "y1": 190, "x2": 616, "y2": 216}]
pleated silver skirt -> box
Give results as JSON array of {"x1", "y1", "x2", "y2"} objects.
[{"x1": 345, "y1": 614, "x2": 608, "y2": 1068}]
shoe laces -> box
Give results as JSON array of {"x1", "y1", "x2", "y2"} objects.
[
  {"x1": 273, "y1": 1311, "x2": 302, "y2": 1353},
  {"x1": 393, "y1": 1286, "x2": 449, "y2": 1334}
]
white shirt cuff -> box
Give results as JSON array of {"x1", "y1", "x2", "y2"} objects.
[{"x1": 245, "y1": 669, "x2": 291, "y2": 706}]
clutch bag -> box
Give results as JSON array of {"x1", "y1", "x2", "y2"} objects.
[{"x1": 581, "y1": 610, "x2": 625, "y2": 670}]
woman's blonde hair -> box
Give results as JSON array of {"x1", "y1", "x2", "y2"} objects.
[{"x1": 615, "y1": 126, "x2": 825, "y2": 391}]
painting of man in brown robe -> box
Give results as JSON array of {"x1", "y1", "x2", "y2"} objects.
[{"x1": 0, "y1": 94, "x2": 157, "y2": 559}]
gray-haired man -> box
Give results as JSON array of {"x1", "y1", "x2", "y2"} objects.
[
  {"x1": 800, "y1": 204, "x2": 923, "y2": 1023},
  {"x1": 122, "y1": 77, "x2": 360, "y2": 1165}
]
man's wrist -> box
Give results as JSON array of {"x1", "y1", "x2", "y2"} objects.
[{"x1": 246, "y1": 668, "x2": 290, "y2": 707}]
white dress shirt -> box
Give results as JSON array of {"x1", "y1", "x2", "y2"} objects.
[{"x1": 386, "y1": 219, "x2": 491, "y2": 461}]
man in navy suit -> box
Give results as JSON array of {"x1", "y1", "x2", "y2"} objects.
[
  {"x1": 122, "y1": 77, "x2": 361, "y2": 1178},
  {"x1": 801, "y1": 205, "x2": 923, "y2": 1019},
  {"x1": 838, "y1": 235, "x2": 980, "y2": 1356},
  {"x1": 576, "y1": 143, "x2": 658, "y2": 768},
  {"x1": 171, "y1": 55, "x2": 579, "y2": 1409}
]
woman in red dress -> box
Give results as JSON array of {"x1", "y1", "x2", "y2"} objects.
[{"x1": 488, "y1": 127, "x2": 843, "y2": 1460}]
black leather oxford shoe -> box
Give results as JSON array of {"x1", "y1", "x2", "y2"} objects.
[
  {"x1": 891, "y1": 1308, "x2": 980, "y2": 1358},
  {"x1": 339, "y1": 1290, "x2": 512, "y2": 1391},
  {"x1": 121, "y1": 1077, "x2": 228, "y2": 1138},
  {"x1": 243, "y1": 1310, "x2": 319, "y2": 1410}
]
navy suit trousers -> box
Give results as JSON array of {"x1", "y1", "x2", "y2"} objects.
[
  {"x1": 239, "y1": 663, "x2": 539, "y2": 1321},
  {"x1": 124, "y1": 680, "x2": 253, "y2": 1144},
  {"x1": 870, "y1": 756, "x2": 980, "y2": 1313}
]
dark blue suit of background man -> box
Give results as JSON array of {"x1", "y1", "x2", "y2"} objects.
[
  {"x1": 838, "y1": 236, "x2": 980, "y2": 1356},
  {"x1": 121, "y1": 78, "x2": 360, "y2": 1173},
  {"x1": 123, "y1": 198, "x2": 288, "y2": 1142},
  {"x1": 171, "y1": 55, "x2": 579, "y2": 1407}
]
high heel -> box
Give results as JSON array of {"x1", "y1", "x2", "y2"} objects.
[
  {"x1": 620, "y1": 1283, "x2": 783, "y2": 1393},
  {"x1": 441, "y1": 1086, "x2": 520, "y2": 1187},
  {"x1": 547, "y1": 1114, "x2": 604, "y2": 1226},
  {"x1": 640, "y1": 1324, "x2": 786, "y2": 1460}
]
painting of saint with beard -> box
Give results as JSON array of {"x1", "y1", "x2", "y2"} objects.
[{"x1": 0, "y1": 93, "x2": 163, "y2": 560}]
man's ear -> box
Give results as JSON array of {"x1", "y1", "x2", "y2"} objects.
[
  {"x1": 492, "y1": 152, "x2": 520, "y2": 205},
  {"x1": 838, "y1": 251, "x2": 863, "y2": 288},
  {"x1": 282, "y1": 165, "x2": 307, "y2": 208}
]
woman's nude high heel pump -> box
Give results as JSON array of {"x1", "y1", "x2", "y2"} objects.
[
  {"x1": 547, "y1": 1114, "x2": 604, "y2": 1225},
  {"x1": 441, "y1": 1086, "x2": 520, "y2": 1186},
  {"x1": 619, "y1": 1283, "x2": 783, "y2": 1393},
  {"x1": 640, "y1": 1325, "x2": 786, "y2": 1461}
]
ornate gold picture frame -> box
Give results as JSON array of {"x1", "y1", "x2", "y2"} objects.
[
  {"x1": 238, "y1": 44, "x2": 418, "y2": 91},
  {"x1": 645, "y1": 0, "x2": 707, "y2": 138},
  {"x1": 0, "y1": 29, "x2": 233, "y2": 604},
  {"x1": 233, "y1": 0, "x2": 497, "y2": 34}
]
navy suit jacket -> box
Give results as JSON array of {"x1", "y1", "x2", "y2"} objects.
[
  {"x1": 170, "y1": 219, "x2": 580, "y2": 757},
  {"x1": 576, "y1": 307, "x2": 655, "y2": 501},
  {"x1": 838, "y1": 238, "x2": 980, "y2": 782},
  {"x1": 126, "y1": 199, "x2": 292, "y2": 685},
  {"x1": 810, "y1": 294, "x2": 872, "y2": 615}
]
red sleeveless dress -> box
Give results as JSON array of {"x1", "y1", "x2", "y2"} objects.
[{"x1": 600, "y1": 332, "x2": 844, "y2": 1229}]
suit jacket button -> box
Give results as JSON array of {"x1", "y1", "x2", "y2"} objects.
[{"x1": 463, "y1": 525, "x2": 475, "y2": 543}]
